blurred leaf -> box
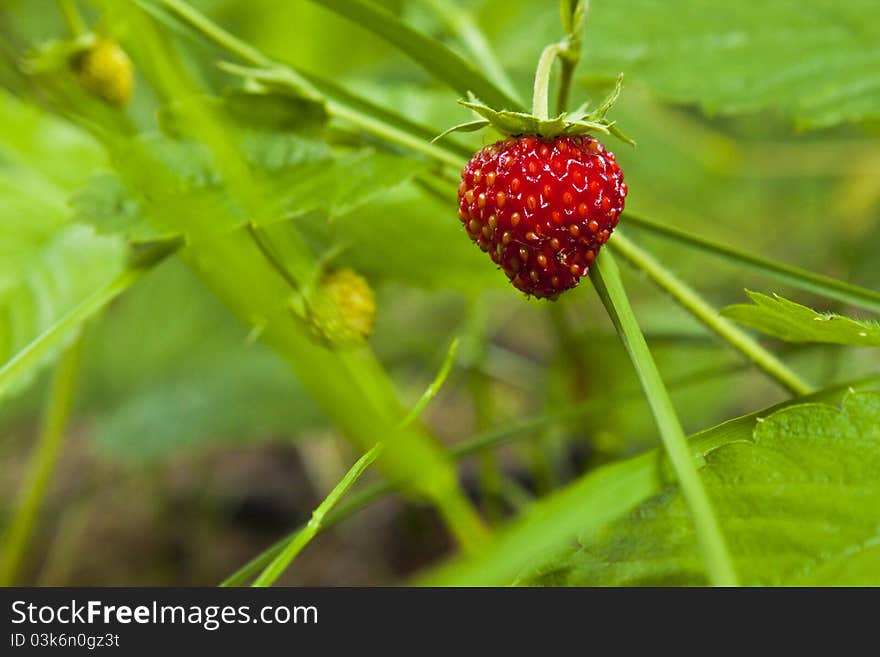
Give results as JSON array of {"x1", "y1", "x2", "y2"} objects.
[
  {"x1": 0, "y1": 224, "x2": 126, "y2": 400},
  {"x1": 582, "y1": 0, "x2": 880, "y2": 128},
  {"x1": 159, "y1": 89, "x2": 328, "y2": 136},
  {"x1": 0, "y1": 91, "x2": 126, "y2": 400},
  {"x1": 531, "y1": 391, "x2": 880, "y2": 585},
  {"x1": 420, "y1": 378, "x2": 880, "y2": 585},
  {"x1": 305, "y1": 0, "x2": 524, "y2": 110},
  {"x1": 74, "y1": 131, "x2": 423, "y2": 241},
  {"x1": 85, "y1": 260, "x2": 324, "y2": 461},
  {"x1": 312, "y1": 186, "x2": 507, "y2": 294},
  {"x1": 264, "y1": 149, "x2": 429, "y2": 224},
  {"x1": 722, "y1": 291, "x2": 880, "y2": 346},
  {"x1": 624, "y1": 212, "x2": 880, "y2": 316},
  {"x1": 71, "y1": 172, "x2": 157, "y2": 242},
  {"x1": 147, "y1": 0, "x2": 474, "y2": 167},
  {"x1": 0, "y1": 89, "x2": 105, "y2": 189},
  {"x1": 93, "y1": 350, "x2": 322, "y2": 460}
]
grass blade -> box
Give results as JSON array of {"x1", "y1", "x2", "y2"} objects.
[
  {"x1": 240, "y1": 337, "x2": 460, "y2": 586},
  {"x1": 252, "y1": 444, "x2": 383, "y2": 587},
  {"x1": 399, "y1": 338, "x2": 459, "y2": 428}
]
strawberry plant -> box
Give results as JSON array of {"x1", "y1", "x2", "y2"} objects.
[{"x1": 0, "y1": 0, "x2": 879, "y2": 587}]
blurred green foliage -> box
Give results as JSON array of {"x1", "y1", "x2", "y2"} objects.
[{"x1": 0, "y1": 0, "x2": 878, "y2": 585}]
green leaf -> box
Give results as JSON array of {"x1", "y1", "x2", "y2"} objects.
[
  {"x1": 419, "y1": 378, "x2": 880, "y2": 585},
  {"x1": 0, "y1": 89, "x2": 105, "y2": 190},
  {"x1": 74, "y1": 133, "x2": 423, "y2": 240},
  {"x1": 93, "y1": 350, "x2": 322, "y2": 460},
  {"x1": 528, "y1": 391, "x2": 880, "y2": 586},
  {"x1": 431, "y1": 119, "x2": 490, "y2": 144},
  {"x1": 22, "y1": 34, "x2": 95, "y2": 75},
  {"x1": 0, "y1": 224, "x2": 126, "y2": 400},
  {"x1": 304, "y1": 0, "x2": 524, "y2": 111},
  {"x1": 581, "y1": 0, "x2": 880, "y2": 128},
  {"x1": 264, "y1": 149, "x2": 429, "y2": 224},
  {"x1": 84, "y1": 260, "x2": 324, "y2": 461},
  {"x1": 457, "y1": 81, "x2": 633, "y2": 142},
  {"x1": 71, "y1": 172, "x2": 158, "y2": 243},
  {"x1": 308, "y1": 186, "x2": 506, "y2": 294},
  {"x1": 0, "y1": 91, "x2": 128, "y2": 400},
  {"x1": 722, "y1": 291, "x2": 880, "y2": 347}
]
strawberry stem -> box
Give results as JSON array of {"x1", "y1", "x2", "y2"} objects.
[
  {"x1": 589, "y1": 249, "x2": 739, "y2": 587},
  {"x1": 532, "y1": 43, "x2": 565, "y2": 120}
]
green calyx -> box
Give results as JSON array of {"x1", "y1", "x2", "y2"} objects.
[{"x1": 434, "y1": 74, "x2": 634, "y2": 144}]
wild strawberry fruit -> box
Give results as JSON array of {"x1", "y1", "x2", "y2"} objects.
[
  {"x1": 308, "y1": 268, "x2": 376, "y2": 346},
  {"x1": 72, "y1": 39, "x2": 134, "y2": 106},
  {"x1": 458, "y1": 135, "x2": 626, "y2": 299}
]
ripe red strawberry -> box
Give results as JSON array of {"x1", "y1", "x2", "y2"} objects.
[{"x1": 458, "y1": 135, "x2": 627, "y2": 299}]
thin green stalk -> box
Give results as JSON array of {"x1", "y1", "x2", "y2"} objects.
[
  {"x1": 57, "y1": 0, "x2": 87, "y2": 36},
  {"x1": 229, "y1": 334, "x2": 462, "y2": 586},
  {"x1": 217, "y1": 61, "x2": 465, "y2": 168},
  {"x1": 532, "y1": 43, "x2": 565, "y2": 119},
  {"x1": 158, "y1": 0, "x2": 271, "y2": 66},
  {"x1": 400, "y1": 338, "x2": 459, "y2": 428},
  {"x1": 252, "y1": 443, "x2": 383, "y2": 587},
  {"x1": 0, "y1": 336, "x2": 84, "y2": 586},
  {"x1": 589, "y1": 249, "x2": 738, "y2": 586},
  {"x1": 623, "y1": 211, "x2": 880, "y2": 315},
  {"x1": 610, "y1": 232, "x2": 813, "y2": 396}
]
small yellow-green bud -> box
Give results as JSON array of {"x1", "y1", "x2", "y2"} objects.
[
  {"x1": 308, "y1": 269, "x2": 376, "y2": 346},
  {"x1": 73, "y1": 39, "x2": 134, "y2": 106}
]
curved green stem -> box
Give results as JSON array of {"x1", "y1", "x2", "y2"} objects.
[
  {"x1": 589, "y1": 249, "x2": 738, "y2": 586},
  {"x1": 610, "y1": 232, "x2": 813, "y2": 396},
  {"x1": 252, "y1": 443, "x2": 383, "y2": 587},
  {"x1": 0, "y1": 336, "x2": 83, "y2": 586},
  {"x1": 532, "y1": 43, "x2": 565, "y2": 119},
  {"x1": 399, "y1": 338, "x2": 459, "y2": 428},
  {"x1": 422, "y1": 0, "x2": 521, "y2": 104}
]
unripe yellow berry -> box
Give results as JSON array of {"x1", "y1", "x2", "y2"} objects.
[
  {"x1": 309, "y1": 269, "x2": 376, "y2": 346},
  {"x1": 73, "y1": 39, "x2": 133, "y2": 106}
]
